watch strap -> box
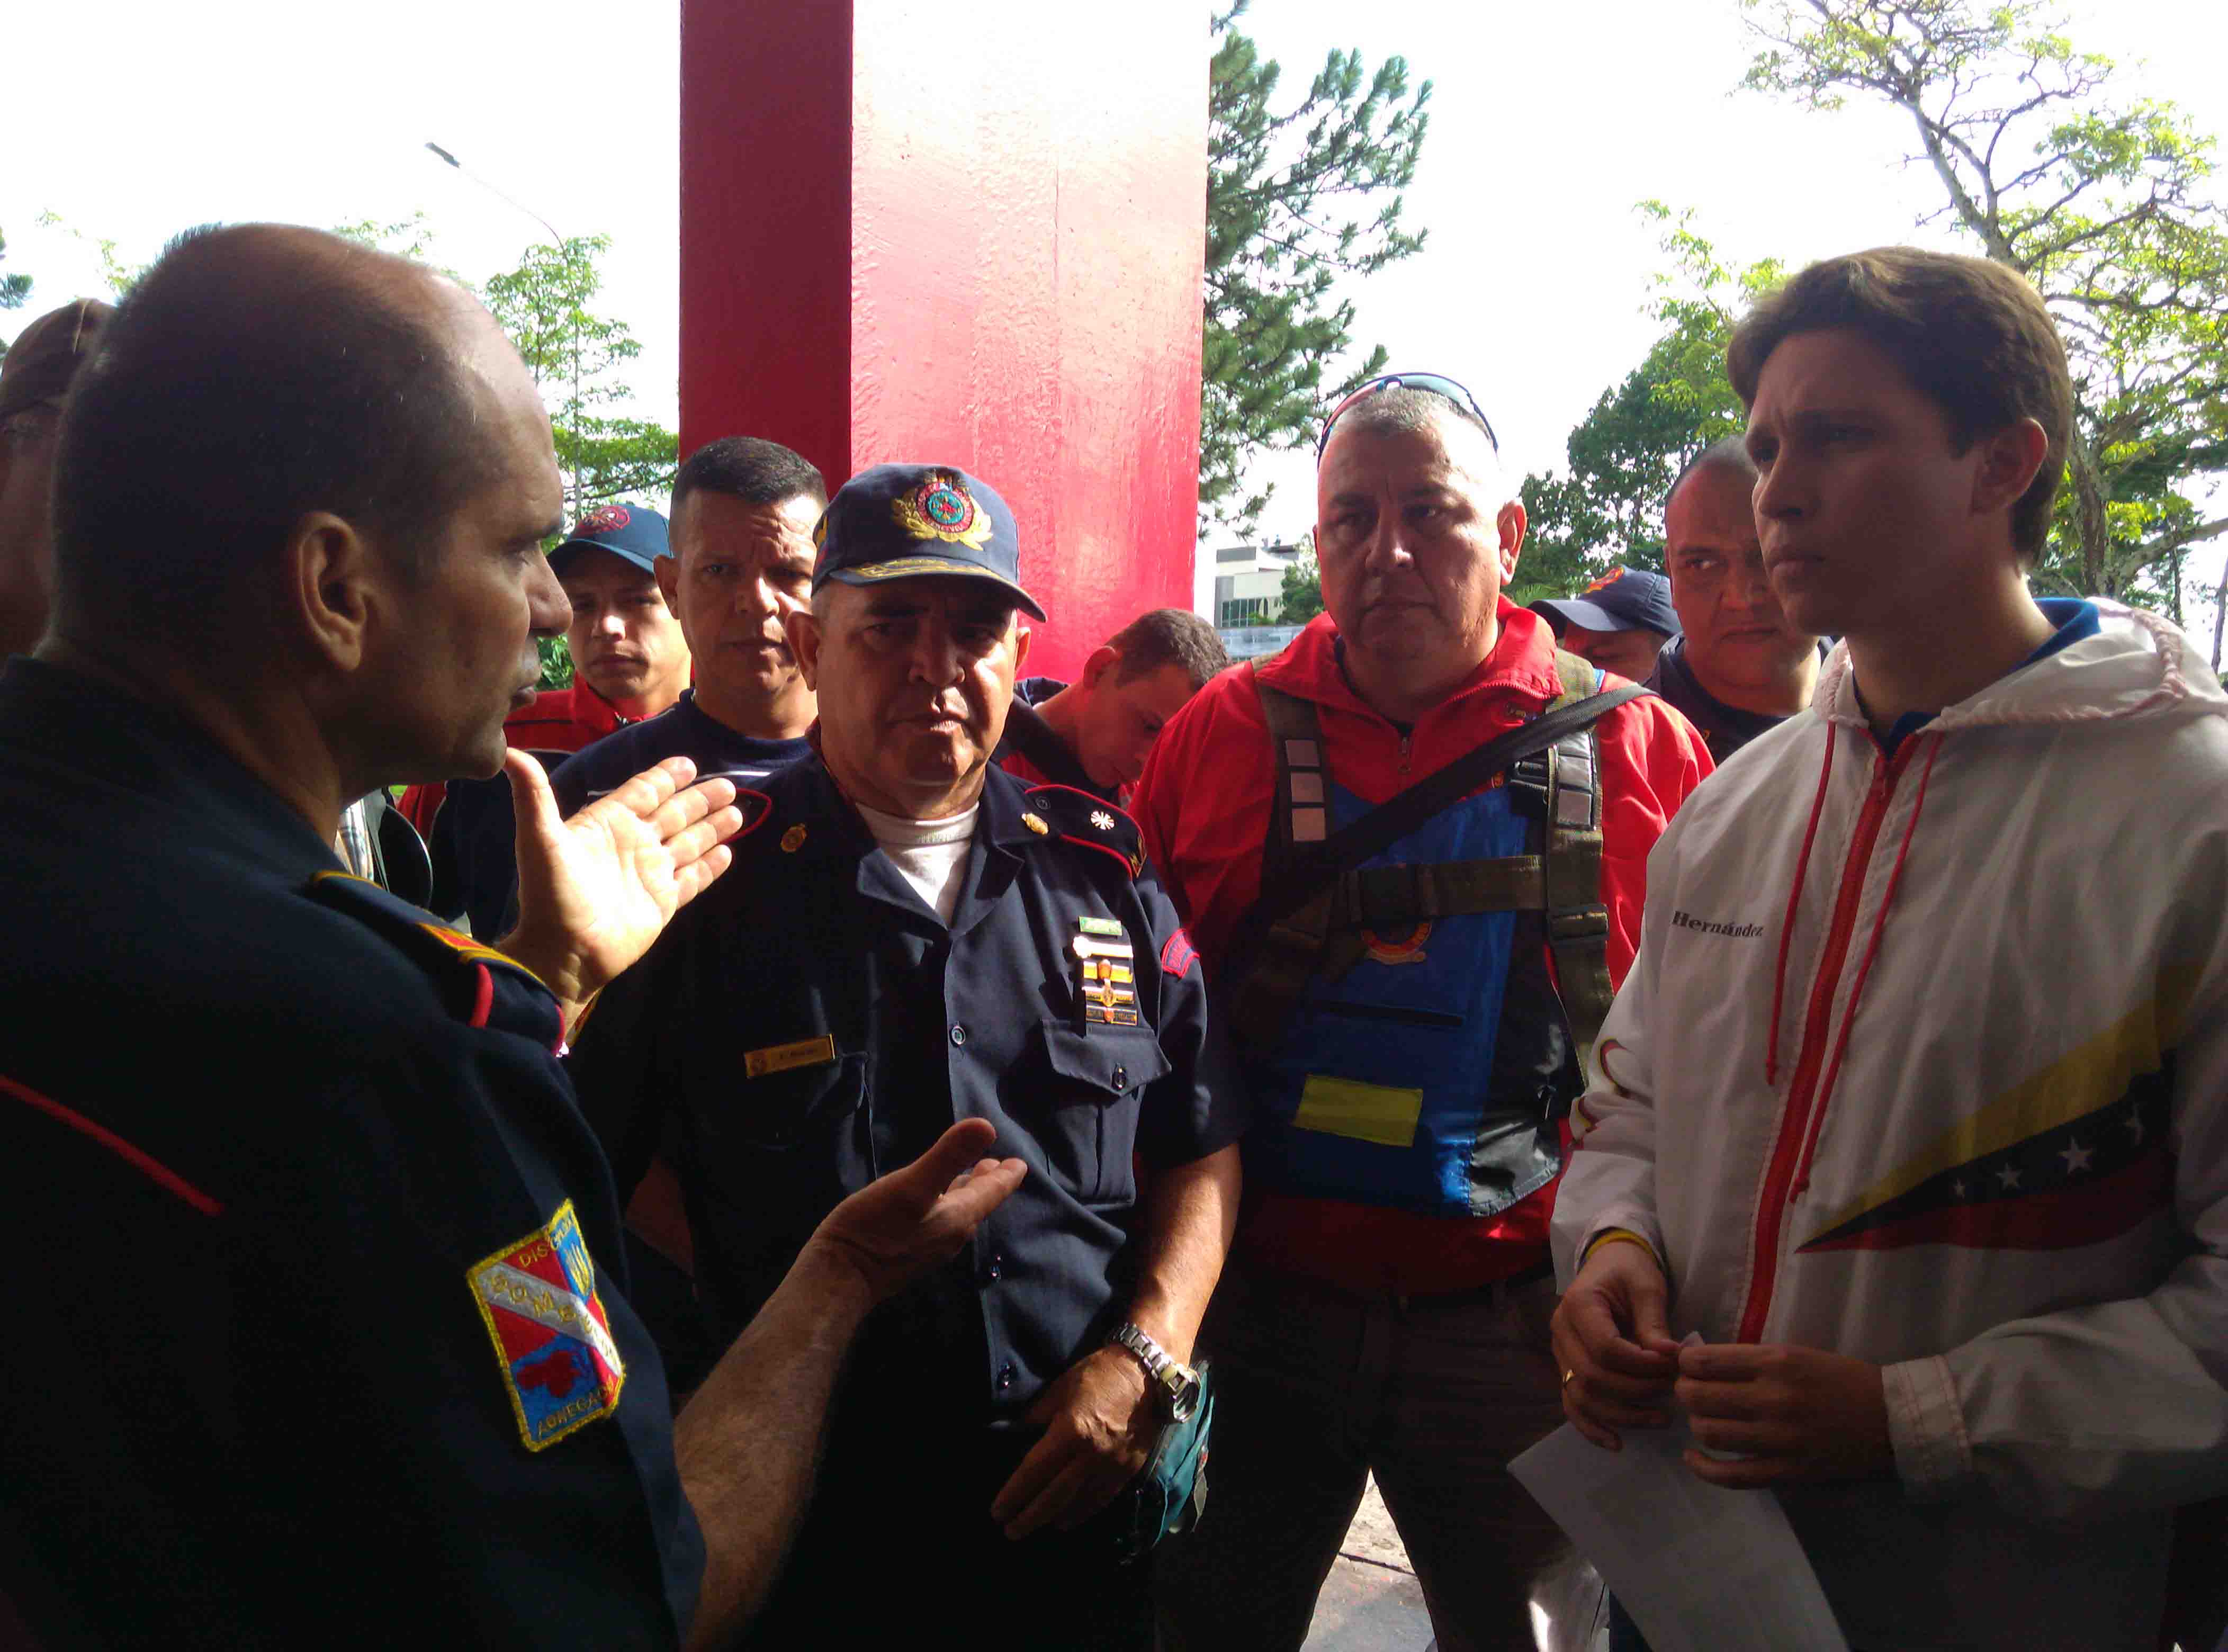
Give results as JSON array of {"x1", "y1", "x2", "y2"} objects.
[{"x1": 1109, "y1": 1321, "x2": 1189, "y2": 1405}]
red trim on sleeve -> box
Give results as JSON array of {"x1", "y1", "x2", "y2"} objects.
[
  {"x1": 1, "y1": 1073, "x2": 225, "y2": 1216},
  {"x1": 467, "y1": 962, "x2": 495, "y2": 1030}
]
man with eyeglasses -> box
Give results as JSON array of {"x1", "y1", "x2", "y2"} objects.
[
  {"x1": 1137, "y1": 373, "x2": 1711, "y2": 1651},
  {"x1": 0, "y1": 299, "x2": 111, "y2": 658}
]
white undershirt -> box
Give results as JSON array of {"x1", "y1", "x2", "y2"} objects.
[{"x1": 855, "y1": 801, "x2": 979, "y2": 925}]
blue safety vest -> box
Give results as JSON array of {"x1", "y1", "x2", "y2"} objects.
[{"x1": 1243, "y1": 774, "x2": 1573, "y2": 1219}]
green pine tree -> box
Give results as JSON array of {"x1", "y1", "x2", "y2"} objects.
[{"x1": 1200, "y1": 3, "x2": 1432, "y2": 537}]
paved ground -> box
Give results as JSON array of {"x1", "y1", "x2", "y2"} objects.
[{"x1": 1302, "y1": 1477, "x2": 1435, "y2": 1652}]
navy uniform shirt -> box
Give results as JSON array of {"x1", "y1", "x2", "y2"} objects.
[
  {"x1": 549, "y1": 689, "x2": 810, "y2": 818},
  {"x1": 567, "y1": 755, "x2": 1247, "y2": 1424},
  {"x1": 0, "y1": 660, "x2": 703, "y2": 1648}
]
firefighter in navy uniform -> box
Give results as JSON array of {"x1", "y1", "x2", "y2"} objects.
[
  {"x1": 569, "y1": 464, "x2": 1248, "y2": 1652},
  {"x1": 0, "y1": 226, "x2": 1025, "y2": 1649}
]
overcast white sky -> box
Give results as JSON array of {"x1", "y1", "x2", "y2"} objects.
[{"x1": 6, "y1": 0, "x2": 2226, "y2": 615}]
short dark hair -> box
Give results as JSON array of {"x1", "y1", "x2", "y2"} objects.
[
  {"x1": 671, "y1": 436, "x2": 826, "y2": 519},
  {"x1": 1109, "y1": 608, "x2": 1229, "y2": 690},
  {"x1": 1727, "y1": 247, "x2": 2072, "y2": 564},
  {"x1": 1665, "y1": 436, "x2": 1758, "y2": 517},
  {"x1": 52, "y1": 224, "x2": 493, "y2": 647},
  {"x1": 1329, "y1": 387, "x2": 1498, "y2": 470}
]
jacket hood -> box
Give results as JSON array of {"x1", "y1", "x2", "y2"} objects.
[{"x1": 1812, "y1": 600, "x2": 2228, "y2": 735}]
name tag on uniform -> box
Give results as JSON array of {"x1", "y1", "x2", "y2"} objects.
[{"x1": 745, "y1": 1034, "x2": 839, "y2": 1080}]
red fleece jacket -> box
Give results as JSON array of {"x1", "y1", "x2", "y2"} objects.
[{"x1": 1130, "y1": 603, "x2": 1711, "y2": 1293}]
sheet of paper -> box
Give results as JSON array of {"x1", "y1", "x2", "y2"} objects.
[{"x1": 1510, "y1": 1422, "x2": 1849, "y2": 1652}]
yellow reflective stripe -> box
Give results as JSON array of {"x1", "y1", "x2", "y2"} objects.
[{"x1": 1292, "y1": 1074, "x2": 1423, "y2": 1150}]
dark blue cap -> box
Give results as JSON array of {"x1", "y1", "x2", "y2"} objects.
[
  {"x1": 811, "y1": 463, "x2": 1045, "y2": 621},
  {"x1": 549, "y1": 504, "x2": 670, "y2": 576},
  {"x1": 1531, "y1": 567, "x2": 1681, "y2": 638}
]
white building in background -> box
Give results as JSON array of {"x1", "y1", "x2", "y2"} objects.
[
  {"x1": 1209, "y1": 538, "x2": 1302, "y2": 627},
  {"x1": 1202, "y1": 539, "x2": 1315, "y2": 660}
]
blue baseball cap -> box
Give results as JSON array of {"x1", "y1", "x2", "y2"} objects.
[
  {"x1": 549, "y1": 503, "x2": 670, "y2": 576},
  {"x1": 1531, "y1": 567, "x2": 1681, "y2": 637},
  {"x1": 811, "y1": 463, "x2": 1045, "y2": 621}
]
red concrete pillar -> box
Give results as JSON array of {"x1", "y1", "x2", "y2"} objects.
[{"x1": 679, "y1": 1, "x2": 1207, "y2": 681}]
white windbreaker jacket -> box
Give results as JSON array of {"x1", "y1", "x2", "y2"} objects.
[{"x1": 1553, "y1": 602, "x2": 2228, "y2": 1652}]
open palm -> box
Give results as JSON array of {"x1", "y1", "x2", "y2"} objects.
[{"x1": 502, "y1": 750, "x2": 747, "y2": 1009}]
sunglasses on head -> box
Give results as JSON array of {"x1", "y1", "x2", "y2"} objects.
[{"x1": 1315, "y1": 372, "x2": 1501, "y2": 460}]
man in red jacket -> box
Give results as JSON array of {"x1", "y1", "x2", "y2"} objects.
[{"x1": 1138, "y1": 374, "x2": 1710, "y2": 1651}]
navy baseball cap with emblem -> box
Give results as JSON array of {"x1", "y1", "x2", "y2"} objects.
[
  {"x1": 811, "y1": 462, "x2": 1046, "y2": 621},
  {"x1": 1531, "y1": 567, "x2": 1681, "y2": 637},
  {"x1": 548, "y1": 503, "x2": 670, "y2": 576}
]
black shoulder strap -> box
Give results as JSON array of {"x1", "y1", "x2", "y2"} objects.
[
  {"x1": 1235, "y1": 680, "x2": 1646, "y2": 953},
  {"x1": 1001, "y1": 699, "x2": 1100, "y2": 795}
]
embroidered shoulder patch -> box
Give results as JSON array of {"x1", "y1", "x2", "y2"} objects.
[
  {"x1": 1161, "y1": 928, "x2": 1199, "y2": 980},
  {"x1": 469, "y1": 1201, "x2": 626, "y2": 1451}
]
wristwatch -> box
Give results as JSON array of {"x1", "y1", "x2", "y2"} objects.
[{"x1": 1108, "y1": 1322, "x2": 1203, "y2": 1423}]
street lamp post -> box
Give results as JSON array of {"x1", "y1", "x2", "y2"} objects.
[{"x1": 424, "y1": 141, "x2": 586, "y2": 516}]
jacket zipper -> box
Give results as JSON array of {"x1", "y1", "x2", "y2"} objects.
[{"x1": 1735, "y1": 736, "x2": 1916, "y2": 1344}]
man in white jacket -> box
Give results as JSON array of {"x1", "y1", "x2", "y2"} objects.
[{"x1": 1550, "y1": 245, "x2": 2228, "y2": 1652}]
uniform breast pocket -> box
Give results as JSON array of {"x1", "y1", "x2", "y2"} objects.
[
  {"x1": 1033, "y1": 1021, "x2": 1171, "y2": 1206},
  {"x1": 701, "y1": 1051, "x2": 874, "y2": 1167}
]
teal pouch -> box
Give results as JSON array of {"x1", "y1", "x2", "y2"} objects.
[{"x1": 1115, "y1": 1361, "x2": 1215, "y2": 1565}]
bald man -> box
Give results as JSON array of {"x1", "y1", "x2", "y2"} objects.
[{"x1": 0, "y1": 225, "x2": 1022, "y2": 1648}]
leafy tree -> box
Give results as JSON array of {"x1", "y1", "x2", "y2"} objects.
[
  {"x1": 1276, "y1": 538, "x2": 1325, "y2": 624},
  {"x1": 1201, "y1": 2, "x2": 1432, "y2": 537},
  {"x1": 0, "y1": 228, "x2": 30, "y2": 317},
  {"x1": 476, "y1": 236, "x2": 679, "y2": 519},
  {"x1": 335, "y1": 217, "x2": 680, "y2": 528},
  {"x1": 334, "y1": 219, "x2": 678, "y2": 688},
  {"x1": 1742, "y1": 0, "x2": 2228, "y2": 625},
  {"x1": 33, "y1": 211, "x2": 145, "y2": 297},
  {"x1": 1513, "y1": 208, "x2": 1783, "y2": 604}
]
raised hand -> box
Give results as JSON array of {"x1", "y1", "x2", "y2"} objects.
[
  {"x1": 500, "y1": 750, "x2": 744, "y2": 1010},
  {"x1": 805, "y1": 1118, "x2": 1028, "y2": 1306}
]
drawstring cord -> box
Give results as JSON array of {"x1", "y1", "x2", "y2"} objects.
[
  {"x1": 1789, "y1": 731, "x2": 1944, "y2": 1198},
  {"x1": 1765, "y1": 726, "x2": 1838, "y2": 1085}
]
